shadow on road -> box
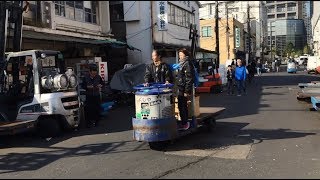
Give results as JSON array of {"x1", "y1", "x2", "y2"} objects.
[
  {"x1": 0, "y1": 140, "x2": 148, "y2": 174},
  {"x1": 165, "y1": 121, "x2": 316, "y2": 152}
]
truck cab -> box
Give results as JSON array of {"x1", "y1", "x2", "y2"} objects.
[{"x1": 0, "y1": 50, "x2": 80, "y2": 137}]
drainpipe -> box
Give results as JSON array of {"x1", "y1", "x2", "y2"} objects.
[{"x1": 150, "y1": 1, "x2": 154, "y2": 47}]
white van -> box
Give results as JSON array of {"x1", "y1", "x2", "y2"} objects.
[
  {"x1": 299, "y1": 55, "x2": 308, "y2": 66},
  {"x1": 307, "y1": 56, "x2": 320, "y2": 74}
]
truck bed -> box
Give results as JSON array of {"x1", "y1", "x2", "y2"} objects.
[{"x1": 0, "y1": 120, "x2": 36, "y2": 135}]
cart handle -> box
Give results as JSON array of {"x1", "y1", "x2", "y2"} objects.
[{"x1": 133, "y1": 83, "x2": 174, "y2": 90}]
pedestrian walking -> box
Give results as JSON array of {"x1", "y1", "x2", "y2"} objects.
[
  {"x1": 82, "y1": 64, "x2": 103, "y2": 128},
  {"x1": 257, "y1": 60, "x2": 262, "y2": 76},
  {"x1": 176, "y1": 48, "x2": 195, "y2": 130},
  {"x1": 144, "y1": 49, "x2": 173, "y2": 86},
  {"x1": 235, "y1": 59, "x2": 247, "y2": 96},
  {"x1": 272, "y1": 61, "x2": 276, "y2": 72},
  {"x1": 226, "y1": 65, "x2": 235, "y2": 95},
  {"x1": 276, "y1": 59, "x2": 281, "y2": 72}
]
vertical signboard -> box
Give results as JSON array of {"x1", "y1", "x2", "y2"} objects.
[
  {"x1": 157, "y1": 1, "x2": 168, "y2": 31},
  {"x1": 235, "y1": 27, "x2": 240, "y2": 48},
  {"x1": 99, "y1": 62, "x2": 108, "y2": 82}
]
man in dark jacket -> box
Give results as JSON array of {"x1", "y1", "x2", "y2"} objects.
[
  {"x1": 82, "y1": 64, "x2": 103, "y2": 128},
  {"x1": 177, "y1": 48, "x2": 195, "y2": 130},
  {"x1": 144, "y1": 50, "x2": 172, "y2": 86},
  {"x1": 226, "y1": 65, "x2": 235, "y2": 95}
]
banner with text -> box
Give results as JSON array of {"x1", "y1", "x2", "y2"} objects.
[{"x1": 157, "y1": 1, "x2": 168, "y2": 31}]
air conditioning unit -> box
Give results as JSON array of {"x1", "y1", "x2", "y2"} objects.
[{"x1": 41, "y1": 1, "x2": 52, "y2": 28}]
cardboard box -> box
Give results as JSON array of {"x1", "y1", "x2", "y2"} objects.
[{"x1": 174, "y1": 95, "x2": 200, "y2": 120}]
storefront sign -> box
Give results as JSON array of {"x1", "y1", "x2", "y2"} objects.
[
  {"x1": 157, "y1": 1, "x2": 168, "y2": 31},
  {"x1": 235, "y1": 27, "x2": 240, "y2": 48},
  {"x1": 99, "y1": 62, "x2": 108, "y2": 82}
]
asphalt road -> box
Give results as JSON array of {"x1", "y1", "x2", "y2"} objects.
[{"x1": 1, "y1": 70, "x2": 320, "y2": 178}]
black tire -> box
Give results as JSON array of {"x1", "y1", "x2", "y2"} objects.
[
  {"x1": 149, "y1": 141, "x2": 168, "y2": 151},
  {"x1": 206, "y1": 118, "x2": 216, "y2": 132},
  {"x1": 37, "y1": 117, "x2": 62, "y2": 138}
]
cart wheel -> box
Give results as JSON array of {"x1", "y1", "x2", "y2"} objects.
[
  {"x1": 149, "y1": 141, "x2": 168, "y2": 151},
  {"x1": 206, "y1": 118, "x2": 216, "y2": 132}
]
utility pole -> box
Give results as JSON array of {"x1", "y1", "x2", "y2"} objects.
[
  {"x1": 215, "y1": 1, "x2": 220, "y2": 71},
  {"x1": 11, "y1": 1, "x2": 24, "y2": 52},
  {"x1": 189, "y1": 24, "x2": 198, "y2": 61},
  {"x1": 225, "y1": 2, "x2": 230, "y2": 60},
  {"x1": 269, "y1": 22, "x2": 275, "y2": 62},
  {"x1": 247, "y1": 3, "x2": 251, "y2": 63},
  {"x1": 0, "y1": 1, "x2": 8, "y2": 64}
]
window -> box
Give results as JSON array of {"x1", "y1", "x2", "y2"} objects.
[
  {"x1": 209, "y1": 4, "x2": 214, "y2": 15},
  {"x1": 287, "y1": 6, "x2": 296, "y2": 11},
  {"x1": 168, "y1": 3, "x2": 193, "y2": 28},
  {"x1": 5, "y1": 56, "x2": 34, "y2": 97},
  {"x1": 110, "y1": 2, "x2": 124, "y2": 21},
  {"x1": 287, "y1": 12, "x2": 296, "y2": 19},
  {"x1": 202, "y1": 26, "x2": 212, "y2": 37},
  {"x1": 268, "y1": 14, "x2": 275, "y2": 19},
  {"x1": 55, "y1": 1, "x2": 65, "y2": 16},
  {"x1": 54, "y1": 1, "x2": 98, "y2": 24},
  {"x1": 277, "y1": 13, "x2": 285, "y2": 18},
  {"x1": 228, "y1": 7, "x2": 239, "y2": 13},
  {"x1": 267, "y1": 6, "x2": 275, "y2": 13}
]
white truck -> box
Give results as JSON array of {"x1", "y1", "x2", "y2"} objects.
[
  {"x1": 307, "y1": 56, "x2": 320, "y2": 74},
  {"x1": 0, "y1": 50, "x2": 81, "y2": 137}
]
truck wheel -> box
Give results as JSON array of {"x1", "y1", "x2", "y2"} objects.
[
  {"x1": 149, "y1": 141, "x2": 168, "y2": 151},
  {"x1": 37, "y1": 117, "x2": 62, "y2": 138}
]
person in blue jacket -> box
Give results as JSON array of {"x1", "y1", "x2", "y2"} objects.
[{"x1": 235, "y1": 59, "x2": 247, "y2": 96}]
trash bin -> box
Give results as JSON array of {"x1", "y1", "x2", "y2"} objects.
[
  {"x1": 135, "y1": 87, "x2": 174, "y2": 120},
  {"x1": 132, "y1": 84, "x2": 177, "y2": 142}
]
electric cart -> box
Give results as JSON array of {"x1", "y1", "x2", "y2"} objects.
[{"x1": 131, "y1": 83, "x2": 225, "y2": 150}]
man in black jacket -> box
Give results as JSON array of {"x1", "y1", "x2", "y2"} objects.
[
  {"x1": 177, "y1": 48, "x2": 195, "y2": 130},
  {"x1": 82, "y1": 64, "x2": 103, "y2": 128},
  {"x1": 226, "y1": 65, "x2": 235, "y2": 95},
  {"x1": 144, "y1": 50, "x2": 172, "y2": 86}
]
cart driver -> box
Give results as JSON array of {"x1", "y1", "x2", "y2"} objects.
[
  {"x1": 176, "y1": 48, "x2": 195, "y2": 131},
  {"x1": 144, "y1": 50, "x2": 173, "y2": 86}
]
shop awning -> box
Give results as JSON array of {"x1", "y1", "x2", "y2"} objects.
[
  {"x1": 21, "y1": 30, "x2": 141, "y2": 51},
  {"x1": 94, "y1": 39, "x2": 141, "y2": 52},
  {"x1": 153, "y1": 42, "x2": 217, "y2": 54}
]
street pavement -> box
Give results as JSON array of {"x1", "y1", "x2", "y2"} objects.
[{"x1": 1, "y1": 70, "x2": 320, "y2": 178}]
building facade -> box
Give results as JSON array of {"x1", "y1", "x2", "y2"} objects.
[
  {"x1": 122, "y1": 1, "x2": 201, "y2": 65},
  {"x1": 266, "y1": 1, "x2": 303, "y2": 20},
  {"x1": 268, "y1": 19, "x2": 306, "y2": 55},
  {"x1": 302, "y1": 1, "x2": 312, "y2": 48},
  {"x1": 6, "y1": 1, "x2": 116, "y2": 69},
  {"x1": 312, "y1": 1, "x2": 320, "y2": 55},
  {"x1": 199, "y1": 1, "x2": 268, "y2": 60},
  {"x1": 200, "y1": 18, "x2": 245, "y2": 65}
]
